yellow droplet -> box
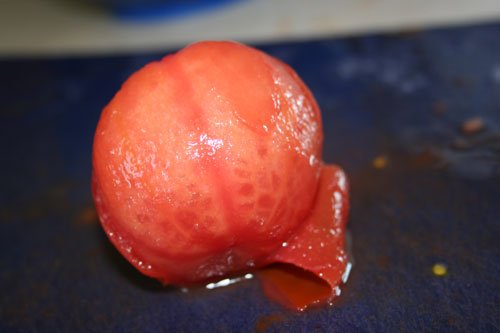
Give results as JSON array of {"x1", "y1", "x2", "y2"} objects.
[
  {"x1": 432, "y1": 263, "x2": 448, "y2": 276},
  {"x1": 372, "y1": 155, "x2": 387, "y2": 169}
]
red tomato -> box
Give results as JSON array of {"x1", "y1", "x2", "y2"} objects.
[{"x1": 92, "y1": 41, "x2": 349, "y2": 309}]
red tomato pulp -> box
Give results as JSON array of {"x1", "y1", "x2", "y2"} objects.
[{"x1": 92, "y1": 41, "x2": 349, "y2": 310}]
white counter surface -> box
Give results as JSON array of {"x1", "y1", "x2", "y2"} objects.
[{"x1": 2, "y1": 0, "x2": 500, "y2": 56}]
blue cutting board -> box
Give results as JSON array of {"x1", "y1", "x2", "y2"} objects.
[{"x1": 1, "y1": 22, "x2": 499, "y2": 332}]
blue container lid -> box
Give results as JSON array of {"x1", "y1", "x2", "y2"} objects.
[{"x1": 101, "y1": 0, "x2": 243, "y2": 21}]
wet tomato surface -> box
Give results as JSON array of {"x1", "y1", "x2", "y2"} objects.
[{"x1": 92, "y1": 41, "x2": 349, "y2": 310}]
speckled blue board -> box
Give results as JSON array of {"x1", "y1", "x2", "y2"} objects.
[{"x1": 1, "y1": 23, "x2": 500, "y2": 332}]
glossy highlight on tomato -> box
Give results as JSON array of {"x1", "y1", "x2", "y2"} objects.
[{"x1": 92, "y1": 41, "x2": 350, "y2": 310}]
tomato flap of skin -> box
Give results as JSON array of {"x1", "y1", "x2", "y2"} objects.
[
  {"x1": 262, "y1": 165, "x2": 350, "y2": 310},
  {"x1": 92, "y1": 41, "x2": 325, "y2": 285}
]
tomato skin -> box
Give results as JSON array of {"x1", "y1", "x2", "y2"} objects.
[
  {"x1": 268, "y1": 165, "x2": 350, "y2": 288},
  {"x1": 92, "y1": 41, "x2": 324, "y2": 284}
]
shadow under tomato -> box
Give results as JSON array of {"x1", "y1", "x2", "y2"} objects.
[{"x1": 93, "y1": 224, "x2": 175, "y2": 293}]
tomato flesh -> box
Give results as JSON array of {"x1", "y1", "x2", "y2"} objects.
[{"x1": 92, "y1": 41, "x2": 349, "y2": 309}]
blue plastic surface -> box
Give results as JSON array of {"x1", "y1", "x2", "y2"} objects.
[{"x1": 1, "y1": 23, "x2": 500, "y2": 332}]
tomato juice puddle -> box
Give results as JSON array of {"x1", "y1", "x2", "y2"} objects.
[
  {"x1": 260, "y1": 234, "x2": 354, "y2": 310},
  {"x1": 180, "y1": 259, "x2": 352, "y2": 311},
  {"x1": 258, "y1": 264, "x2": 335, "y2": 311}
]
